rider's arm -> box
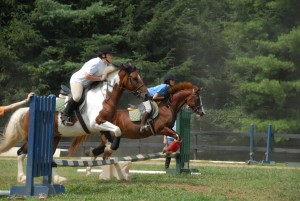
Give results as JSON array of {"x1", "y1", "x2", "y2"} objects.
[
  {"x1": 152, "y1": 93, "x2": 165, "y2": 101},
  {"x1": 84, "y1": 73, "x2": 105, "y2": 81},
  {"x1": 1, "y1": 92, "x2": 34, "y2": 112}
]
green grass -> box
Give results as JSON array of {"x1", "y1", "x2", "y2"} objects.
[{"x1": 0, "y1": 159, "x2": 299, "y2": 201}]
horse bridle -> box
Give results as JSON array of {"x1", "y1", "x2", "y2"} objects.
[
  {"x1": 127, "y1": 76, "x2": 147, "y2": 98},
  {"x1": 186, "y1": 89, "x2": 203, "y2": 114},
  {"x1": 119, "y1": 66, "x2": 148, "y2": 99}
]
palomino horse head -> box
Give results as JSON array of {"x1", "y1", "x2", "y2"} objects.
[
  {"x1": 185, "y1": 86, "x2": 205, "y2": 116},
  {"x1": 113, "y1": 62, "x2": 149, "y2": 99}
]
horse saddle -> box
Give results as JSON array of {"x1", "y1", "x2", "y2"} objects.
[
  {"x1": 57, "y1": 84, "x2": 86, "y2": 113},
  {"x1": 57, "y1": 84, "x2": 91, "y2": 133},
  {"x1": 128, "y1": 101, "x2": 159, "y2": 122}
]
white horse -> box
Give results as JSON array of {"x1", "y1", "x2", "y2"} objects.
[{"x1": 0, "y1": 63, "x2": 148, "y2": 184}]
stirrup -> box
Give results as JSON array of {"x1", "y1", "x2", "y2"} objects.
[
  {"x1": 140, "y1": 125, "x2": 150, "y2": 132},
  {"x1": 62, "y1": 116, "x2": 74, "y2": 126}
]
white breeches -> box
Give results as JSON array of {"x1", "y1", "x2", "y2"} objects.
[
  {"x1": 70, "y1": 82, "x2": 84, "y2": 102},
  {"x1": 142, "y1": 100, "x2": 152, "y2": 113}
]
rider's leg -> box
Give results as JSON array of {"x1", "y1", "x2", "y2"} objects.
[
  {"x1": 140, "y1": 100, "x2": 151, "y2": 132},
  {"x1": 62, "y1": 82, "x2": 82, "y2": 126},
  {"x1": 62, "y1": 98, "x2": 79, "y2": 126}
]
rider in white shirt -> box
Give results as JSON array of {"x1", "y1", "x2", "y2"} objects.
[{"x1": 62, "y1": 45, "x2": 116, "y2": 126}]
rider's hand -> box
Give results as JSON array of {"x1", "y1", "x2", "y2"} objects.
[
  {"x1": 164, "y1": 93, "x2": 170, "y2": 99},
  {"x1": 26, "y1": 92, "x2": 35, "y2": 102},
  {"x1": 100, "y1": 75, "x2": 107, "y2": 81}
]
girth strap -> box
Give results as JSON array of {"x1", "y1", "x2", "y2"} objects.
[{"x1": 75, "y1": 109, "x2": 90, "y2": 134}]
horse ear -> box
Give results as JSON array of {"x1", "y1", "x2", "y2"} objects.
[
  {"x1": 112, "y1": 63, "x2": 123, "y2": 69},
  {"x1": 125, "y1": 62, "x2": 137, "y2": 71},
  {"x1": 199, "y1": 87, "x2": 204, "y2": 91}
]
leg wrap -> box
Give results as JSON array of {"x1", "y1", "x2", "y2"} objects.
[
  {"x1": 92, "y1": 145, "x2": 106, "y2": 157},
  {"x1": 111, "y1": 137, "x2": 121, "y2": 150}
]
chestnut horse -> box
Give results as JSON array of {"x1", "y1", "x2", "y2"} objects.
[
  {"x1": 0, "y1": 63, "x2": 148, "y2": 183},
  {"x1": 69, "y1": 82, "x2": 205, "y2": 161}
]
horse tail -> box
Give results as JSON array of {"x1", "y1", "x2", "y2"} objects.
[
  {"x1": 0, "y1": 107, "x2": 29, "y2": 153},
  {"x1": 68, "y1": 135, "x2": 89, "y2": 156}
]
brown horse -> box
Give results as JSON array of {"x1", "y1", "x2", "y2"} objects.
[
  {"x1": 69, "y1": 82, "x2": 205, "y2": 160},
  {"x1": 0, "y1": 63, "x2": 149, "y2": 183}
]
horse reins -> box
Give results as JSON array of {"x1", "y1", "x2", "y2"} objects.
[
  {"x1": 186, "y1": 89, "x2": 202, "y2": 113},
  {"x1": 120, "y1": 74, "x2": 147, "y2": 99},
  {"x1": 103, "y1": 70, "x2": 146, "y2": 105}
]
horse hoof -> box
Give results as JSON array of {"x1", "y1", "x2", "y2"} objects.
[
  {"x1": 18, "y1": 174, "x2": 26, "y2": 184},
  {"x1": 103, "y1": 150, "x2": 112, "y2": 160},
  {"x1": 53, "y1": 175, "x2": 67, "y2": 184},
  {"x1": 85, "y1": 147, "x2": 94, "y2": 157}
]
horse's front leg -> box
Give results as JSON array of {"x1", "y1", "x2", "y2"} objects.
[
  {"x1": 159, "y1": 127, "x2": 182, "y2": 153},
  {"x1": 160, "y1": 127, "x2": 182, "y2": 141},
  {"x1": 85, "y1": 132, "x2": 112, "y2": 176},
  {"x1": 91, "y1": 121, "x2": 122, "y2": 138},
  {"x1": 90, "y1": 121, "x2": 122, "y2": 158}
]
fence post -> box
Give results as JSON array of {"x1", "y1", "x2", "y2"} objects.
[
  {"x1": 262, "y1": 124, "x2": 275, "y2": 164},
  {"x1": 167, "y1": 108, "x2": 199, "y2": 174},
  {"x1": 10, "y1": 95, "x2": 65, "y2": 197},
  {"x1": 247, "y1": 124, "x2": 257, "y2": 164}
]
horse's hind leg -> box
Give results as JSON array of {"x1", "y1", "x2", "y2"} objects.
[
  {"x1": 17, "y1": 154, "x2": 27, "y2": 183},
  {"x1": 52, "y1": 136, "x2": 67, "y2": 184},
  {"x1": 17, "y1": 143, "x2": 28, "y2": 183}
]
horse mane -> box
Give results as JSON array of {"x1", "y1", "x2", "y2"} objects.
[{"x1": 168, "y1": 82, "x2": 193, "y2": 94}]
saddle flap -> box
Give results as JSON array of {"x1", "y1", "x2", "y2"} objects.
[
  {"x1": 129, "y1": 102, "x2": 159, "y2": 122},
  {"x1": 61, "y1": 84, "x2": 71, "y2": 95}
]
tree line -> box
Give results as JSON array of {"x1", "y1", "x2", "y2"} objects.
[{"x1": 0, "y1": 0, "x2": 299, "y2": 134}]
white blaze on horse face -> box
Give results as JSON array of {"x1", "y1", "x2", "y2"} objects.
[{"x1": 199, "y1": 96, "x2": 205, "y2": 115}]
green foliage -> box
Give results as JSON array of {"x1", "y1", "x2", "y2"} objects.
[{"x1": 0, "y1": 0, "x2": 299, "y2": 135}]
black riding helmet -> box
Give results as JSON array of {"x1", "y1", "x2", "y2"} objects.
[
  {"x1": 98, "y1": 45, "x2": 114, "y2": 58},
  {"x1": 163, "y1": 74, "x2": 176, "y2": 84}
]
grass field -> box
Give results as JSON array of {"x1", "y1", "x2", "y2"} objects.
[{"x1": 0, "y1": 158, "x2": 299, "y2": 201}]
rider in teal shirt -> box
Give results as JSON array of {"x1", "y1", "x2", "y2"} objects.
[
  {"x1": 140, "y1": 74, "x2": 176, "y2": 132},
  {"x1": 148, "y1": 83, "x2": 169, "y2": 97}
]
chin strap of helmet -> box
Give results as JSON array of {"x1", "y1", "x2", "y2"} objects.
[{"x1": 101, "y1": 54, "x2": 110, "y2": 64}]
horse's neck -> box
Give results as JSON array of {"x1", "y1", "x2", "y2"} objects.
[
  {"x1": 105, "y1": 85, "x2": 123, "y2": 105},
  {"x1": 170, "y1": 90, "x2": 191, "y2": 114},
  {"x1": 102, "y1": 70, "x2": 123, "y2": 107}
]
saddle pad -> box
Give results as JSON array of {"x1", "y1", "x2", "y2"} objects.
[
  {"x1": 129, "y1": 102, "x2": 159, "y2": 122},
  {"x1": 56, "y1": 98, "x2": 66, "y2": 112}
]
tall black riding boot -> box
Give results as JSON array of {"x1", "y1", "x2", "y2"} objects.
[
  {"x1": 62, "y1": 98, "x2": 79, "y2": 126},
  {"x1": 140, "y1": 112, "x2": 150, "y2": 132}
]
